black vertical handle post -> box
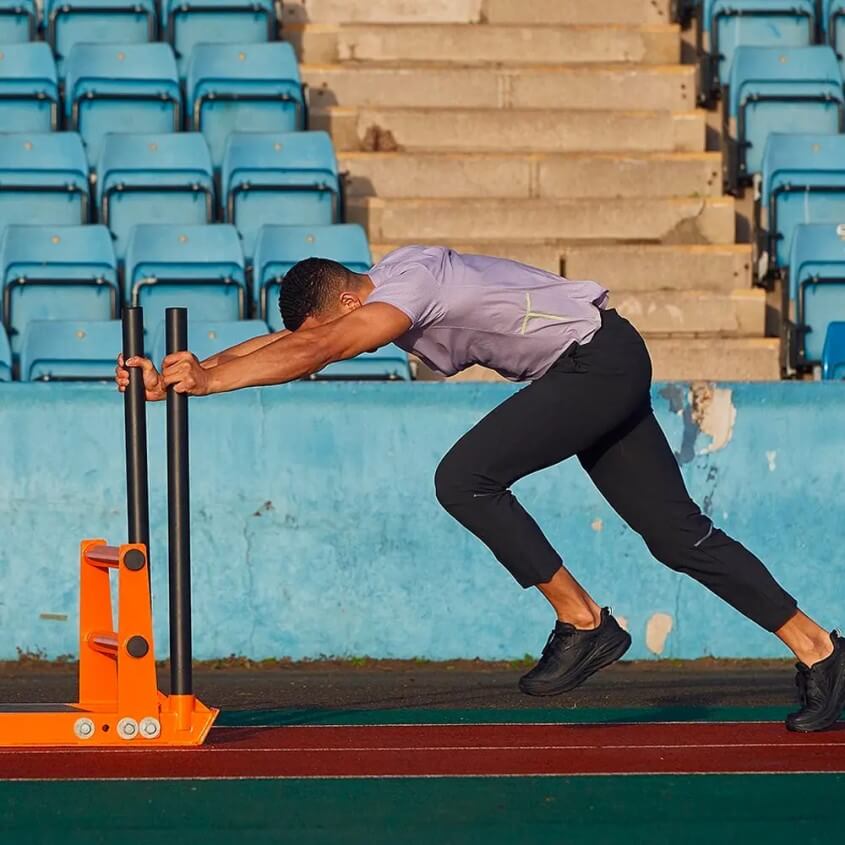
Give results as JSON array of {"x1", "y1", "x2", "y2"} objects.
[
  {"x1": 166, "y1": 307, "x2": 193, "y2": 697},
  {"x1": 122, "y1": 307, "x2": 150, "y2": 555}
]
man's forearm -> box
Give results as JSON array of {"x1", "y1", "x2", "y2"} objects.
[
  {"x1": 206, "y1": 330, "x2": 332, "y2": 393},
  {"x1": 201, "y1": 330, "x2": 289, "y2": 369}
]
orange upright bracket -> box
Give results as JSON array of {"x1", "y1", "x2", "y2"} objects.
[{"x1": 0, "y1": 540, "x2": 218, "y2": 747}]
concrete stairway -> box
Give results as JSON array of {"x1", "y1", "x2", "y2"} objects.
[{"x1": 285, "y1": 0, "x2": 779, "y2": 381}]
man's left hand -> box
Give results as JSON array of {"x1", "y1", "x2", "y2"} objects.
[{"x1": 162, "y1": 351, "x2": 211, "y2": 396}]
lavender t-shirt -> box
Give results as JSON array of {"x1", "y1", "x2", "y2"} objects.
[{"x1": 366, "y1": 246, "x2": 608, "y2": 382}]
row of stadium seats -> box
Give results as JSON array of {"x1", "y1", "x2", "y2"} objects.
[
  {"x1": 0, "y1": 0, "x2": 277, "y2": 76},
  {"x1": 0, "y1": 130, "x2": 338, "y2": 259},
  {"x1": 0, "y1": 222, "x2": 370, "y2": 355},
  {"x1": 0, "y1": 41, "x2": 303, "y2": 165},
  {"x1": 695, "y1": 0, "x2": 845, "y2": 105},
  {"x1": 722, "y1": 45, "x2": 844, "y2": 192},
  {"x1": 0, "y1": 319, "x2": 413, "y2": 382}
]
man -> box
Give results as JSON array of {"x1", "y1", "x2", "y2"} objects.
[{"x1": 117, "y1": 245, "x2": 845, "y2": 731}]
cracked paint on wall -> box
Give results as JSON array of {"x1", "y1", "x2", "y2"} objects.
[
  {"x1": 660, "y1": 382, "x2": 737, "y2": 464},
  {"x1": 645, "y1": 613, "x2": 674, "y2": 656}
]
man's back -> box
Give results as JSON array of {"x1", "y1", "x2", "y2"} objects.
[{"x1": 366, "y1": 246, "x2": 608, "y2": 381}]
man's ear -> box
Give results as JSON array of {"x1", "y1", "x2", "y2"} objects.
[{"x1": 339, "y1": 291, "x2": 363, "y2": 312}]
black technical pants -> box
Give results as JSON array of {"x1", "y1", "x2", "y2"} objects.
[{"x1": 434, "y1": 309, "x2": 798, "y2": 632}]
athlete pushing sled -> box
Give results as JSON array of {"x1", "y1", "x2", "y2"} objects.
[{"x1": 117, "y1": 246, "x2": 845, "y2": 732}]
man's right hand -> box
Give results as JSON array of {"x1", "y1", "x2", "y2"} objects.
[{"x1": 115, "y1": 354, "x2": 167, "y2": 402}]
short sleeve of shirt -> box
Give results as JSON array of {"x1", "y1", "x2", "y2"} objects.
[{"x1": 366, "y1": 264, "x2": 443, "y2": 330}]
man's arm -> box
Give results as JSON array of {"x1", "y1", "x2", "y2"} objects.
[
  {"x1": 162, "y1": 303, "x2": 412, "y2": 396},
  {"x1": 200, "y1": 330, "x2": 289, "y2": 369}
]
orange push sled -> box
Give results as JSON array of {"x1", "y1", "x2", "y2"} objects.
[{"x1": 0, "y1": 307, "x2": 217, "y2": 746}]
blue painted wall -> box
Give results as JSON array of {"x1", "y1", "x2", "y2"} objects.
[{"x1": 0, "y1": 382, "x2": 843, "y2": 661}]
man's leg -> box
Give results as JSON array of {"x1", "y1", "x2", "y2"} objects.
[{"x1": 579, "y1": 404, "x2": 832, "y2": 664}]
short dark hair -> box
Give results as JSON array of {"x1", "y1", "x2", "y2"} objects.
[{"x1": 278, "y1": 257, "x2": 356, "y2": 331}]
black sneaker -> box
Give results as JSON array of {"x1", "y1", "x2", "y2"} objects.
[
  {"x1": 786, "y1": 631, "x2": 845, "y2": 733},
  {"x1": 519, "y1": 607, "x2": 631, "y2": 697}
]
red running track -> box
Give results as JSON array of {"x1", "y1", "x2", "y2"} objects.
[{"x1": 2, "y1": 722, "x2": 845, "y2": 780}]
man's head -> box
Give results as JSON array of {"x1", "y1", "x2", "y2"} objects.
[{"x1": 279, "y1": 257, "x2": 372, "y2": 331}]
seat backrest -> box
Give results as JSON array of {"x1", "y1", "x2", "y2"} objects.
[
  {"x1": 0, "y1": 131, "x2": 88, "y2": 188},
  {"x1": 19, "y1": 319, "x2": 122, "y2": 380},
  {"x1": 0, "y1": 324, "x2": 10, "y2": 381},
  {"x1": 186, "y1": 41, "x2": 301, "y2": 101},
  {"x1": 1, "y1": 224, "x2": 116, "y2": 286},
  {"x1": 0, "y1": 42, "x2": 58, "y2": 93},
  {"x1": 761, "y1": 133, "x2": 845, "y2": 207},
  {"x1": 97, "y1": 132, "x2": 213, "y2": 201},
  {"x1": 789, "y1": 222, "x2": 845, "y2": 302},
  {"x1": 64, "y1": 43, "x2": 180, "y2": 116},
  {"x1": 727, "y1": 45, "x2": 844, "y2": 118},
  {"x1": 149, "y1": 318, "x2": 268, "y2": 364},
  {"x1": 822, "y1": 320, "x2": 845, "y2": 378},
  {"x1": 124, "y1": 223, "x2": 245, "y2": 289},
  {"x1": 253, "y1": 223, "x2": 371, "y2": 282},
  {"x1": 317, "y1": 346, "x2": 412, "y2": 381},
  {"x1": 0, "y1": 133, "x2": 89, "y2": 230},
  {"x1": 0, "y1": 0, "x2": 37, "y2": 43},
  {"x1": 222, "y1": 131, "x2": 339, "y2": 200}
]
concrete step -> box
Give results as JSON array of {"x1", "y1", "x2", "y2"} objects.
[
  {"x1": 484, "y1": 0, "x2": 673, "y2": 25},
  {"x1": 303, "y1": 64, "x2": 695, "y2": 111},
  {"x1": 371, "y1": 241, "x2": 565, "y2": 273},
  {"x1": 315, "y1": 107, "x2": 705, "y2": 153},
  {"x1": 444, "y1": 338, "x2": 781, "y2": 382},
  {"x1": 283, "y1": 0, "x2": 672, "y2": 25},
  {"x1": 349, "y1": 196, "x2": 736, "y2": 244},
  {"x1": 613, "y1": 289, "x2": 765, "y2": 336},
  {"x1": 645, "y1": 338, "x2": 781, "y2": 380},
  {"x1": 564, "y1": 245, "x2": 752, "y2": 292},
  {"x1": 289, "y1": 23, "x2": 680, "y2": 66},
  {"x1": 371, "y1": 244, "x2": 753, "y2": 288},
  {"x1": 340, "y1": 152, "x2": 721, "y2": 199}
]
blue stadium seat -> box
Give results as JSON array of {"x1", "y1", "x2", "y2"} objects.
[
  {"x1": 186, "y1": 42, "x2": 304, "y2": 169},
  {"x1": 0, "y1": 133, "x2": 89, "y2": 234},
  {"x1": 724, "y1": 46, "x2": 845, "y2": 192},
  {"x1": 821, "y1": 1, "x2": 845, "y2": 73},
  {"x1": 253, "y1": 224, "x2": 371, "y2": 330},
  {"x1": 697, "y1": 0, "x2": 816, "y2": 106},
  {"x1": 1, "y1": 224, "x2": 118, "y2": 358},
  {"x1": 822, "y1": 321, "x2": 845, "y2": 378},
  {"x1": 19, "y1": 319, "x2": 121, "y2": 381},
  {"x1": 97, "y1": 133, "x2": 214, "y2": 260},
  {"x1": 0, "y1": 324, "x2": 10, "y2": 381},
  {"x1": 162, "y1": 0, "x2": 276, "y2": 78},
  {"x1": 222, "y1": 132, "x2": 340, "y2": 260},
  {"x1": 787, "y1": 223, "x2": 845, "y2": 368},
  {"x1": 64, "y1": 43, "x2": 181, "y2": 166},
  {"x1": 757, "y1": 134, "x2": 845, "y2": 280},
  {"x1": 0, "y1": 0, "x2": 37, "y2": 42},
  {"x1": 45, "y1": 0, "x2": 157, "y2": 76},
  {"x1": 149, "y1": 318, "x2": 268, "y2": 366},
  {"x1": 315, "y1": 347, "x2": 412, "y2": 381},
  {"x1": 124, "y1": 224, "x2": 246, "y2": 329},
  {"x1": 0, "y1": 43, "x2": 59, "y2": 132}
]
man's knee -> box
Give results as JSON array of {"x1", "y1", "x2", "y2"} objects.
[
  {"x1": 642, "y1": 512, "x2": 715, "y2": 570},
  {"x1": 434, "y1": 448, "x2": 499, "y2": 511}
]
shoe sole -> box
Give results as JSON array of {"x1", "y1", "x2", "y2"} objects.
[{"x1": 519, "y1": 630, "x2": 632, "y2": 697}]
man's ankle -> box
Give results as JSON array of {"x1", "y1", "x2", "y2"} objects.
[{"x1": 558, "y1": 608, "x2": 602, "y2": 631}]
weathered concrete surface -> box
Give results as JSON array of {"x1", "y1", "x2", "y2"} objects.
[
  {"x1": 288, "y1": 23, "x2": 680, "y2": 66},
  {"x1": 349, "y1": 196, "x2": 736, "y2": 244},
  {"x1": 340, "y1": 152, "x2": 721, "y2": 199},
  {"x1": 315, "y1": 107, "x2": 705, "y2": 153},
  {"x1": 444, "y1": 338, "x2": 781, "y2": 382},
  {"x1": 303, "y1": 64, "x2": 695, "y2": 111},
  {"x1": 283, "y1": 0, "x2": 673, "y2": 26},
  {"x1": 3, "y1": 380, "x2": 841, "y2": 660},
  {"x1": 564, "y1": 245, "x2": 753, "y2": 292},
  {"x1": 613, "y1": 289, "x2": 766, "y2": 336},
  {"x1": 483, "y1": 0, "x2": 673, "y2": 25}
]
